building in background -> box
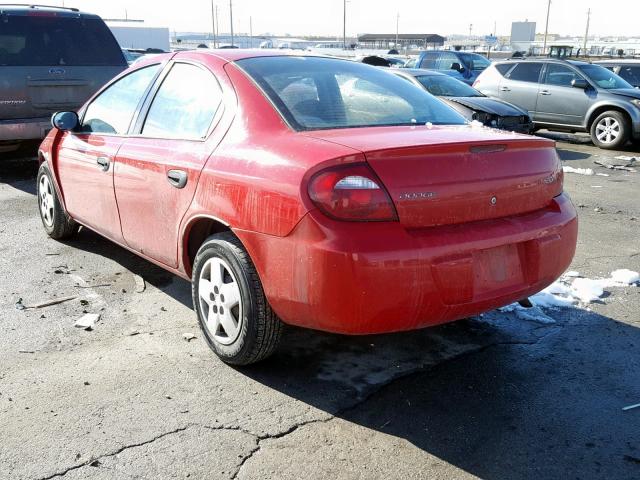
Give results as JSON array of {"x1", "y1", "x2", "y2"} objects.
[
  {"x1": 510, "y1": 21, "x2": 536, "y2": 53},
  {"x1": 106, "y1": 19, "x2": 170, "y2": 51},
  {"x1": 358, "y1": 33, "x2": 445, "y2": 51}
]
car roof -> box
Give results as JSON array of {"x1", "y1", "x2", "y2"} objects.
[
  {"x1": 395, "y1": 68, "x2": 448, "y2": 77},
  {"x1": 595, "y1": 59, "x2": 640, "y2": 64},
  {"x1": 0, "y1": 4, "x2": 99, "y2": 17},
  {"x1": 494, "y1": 58, "x2": 591, "y2": 67},
  {"x1": 173, "y1": 49, "x2": 353, "y2": 63}
]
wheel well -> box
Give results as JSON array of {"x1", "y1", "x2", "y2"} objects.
[
  {"x1": 587, "y1": 106, "x2": 631, "y2": 131},
  {"x1": 183, "y1": 218, "x2": 231, "y2": 276}
]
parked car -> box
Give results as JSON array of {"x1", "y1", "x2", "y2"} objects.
[
  {"x1": 474, "y1": 58, "x2": 640, "y2": 149},
  {"x1": 394, "y1": 69, "x2": 533, "y2": 133},
  {"x1": 0, "y1": 5, "x2": 127, "y2": 154},
  {"x1": 415, "y1": 50, "x2": 492, "y2": 84},
  {"x1": 37, "y1": 51, "x2": 577, "y2": 365},
  {"x1": 596, "y1": 60, "x2": 640, "y2": 88}
]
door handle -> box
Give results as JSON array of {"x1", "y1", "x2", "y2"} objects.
[
  {"x1": 499, "y1": 86, "x2": 510, "y2": 92},
  {"x1": 96, "y1": 156, "x2": 110, "y2": 172},
  {"x1": 167, "y1": 169, "x2": 188, "y2": 189},
  {"x1": 540, "y1": 90, "x2": 551, "y2": 95}
]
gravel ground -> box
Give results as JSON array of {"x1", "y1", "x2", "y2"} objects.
[{"x1": 0, "y1": 134, "x2": 638, "y2": 480}]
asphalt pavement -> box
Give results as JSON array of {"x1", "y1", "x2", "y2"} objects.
[{"x1": 0, "y1": 134, "x2": 638, "y2": 480}]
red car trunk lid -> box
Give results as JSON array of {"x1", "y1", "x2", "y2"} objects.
[{"x1": 305, "y1": 126, "x2": 562, "y2": 228}]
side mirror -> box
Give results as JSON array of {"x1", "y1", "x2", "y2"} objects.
[
  {"x1": 571, "y1": 78, "x2": 588, "y2": 89},
  {"x1": 451, "y1": 62, "x2": 464, "y2": 73},
  {"x1": 51, "y1": 111, "x2": 79, "y2": 131}
]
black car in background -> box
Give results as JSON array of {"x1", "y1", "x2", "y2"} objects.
[
  {"x1": 0, "y1": 5, "x2": 127, "y2": 155},
  {"x1": 596, "y1": 60, "x2": 640, "y2": 88},
  {"x1": 394, "y1": 69, "x2": 533, "y2": 134}
]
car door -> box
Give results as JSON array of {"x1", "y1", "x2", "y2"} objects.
[
  {"x1": 113, "y1": 60, "x2": 227, "y2": 268},
  {"x1": 55, "y1": 64, "x2": 161, "y2": 241},
  {"x1": 498, "y1": 62, "x2": 544, "y2": 118},
  {"x1": 535, "y1": 64, "x2": 593, "y2": 126}
]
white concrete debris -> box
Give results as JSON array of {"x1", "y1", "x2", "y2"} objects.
[{"x1": 74, "y1": 313, "x2": 100, "y2": 330}]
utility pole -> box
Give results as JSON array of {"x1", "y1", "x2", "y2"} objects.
[
  {"x1": 250, "y1": 16, "x2": 253, "y2": 49},
  {"x1": 543, "y1": 0, "x2": 551, "y2": 55},
  {"x1": 215, "y1": 5, "x2": 219, "y2": 46},
  {"x1": 583, "y1": 8, "x2": 591, "y2": 57},
  {"x1": 395, "y1": 12, "x2": 399, "y2": 49},
  {"x1": 469, "y1": 23, "x2": 473, "y2": 38},
  {"x1": 343, "y1": 0, "x2": 346, "y2": 50},
  {"x1": 211, "y1": 0, "x2": 218, "y2": 48},
  {"x1": 229, "y1": 0, "x2": 234, "y2": 47}
]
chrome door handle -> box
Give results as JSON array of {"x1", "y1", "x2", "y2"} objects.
[
  {"x1": 540, "y1": 90, "x2": 551, "y2": 95},
  {"x1": 499, "y1": 86, "x2": 510, "y2": 92},
  {"x1": 96, "y1": 156, "x2": 110, "y2": 172},
  {"x1": 167, "y1": 169, "x2": 188, "y2": 189}
]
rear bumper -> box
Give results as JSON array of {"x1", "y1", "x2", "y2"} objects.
[
  {"x1": 235, "y1": 193, "x2": 578, "y2": 335},
  {"x1": 0, "y1": 117, "x2": 51, "y2": 141}
]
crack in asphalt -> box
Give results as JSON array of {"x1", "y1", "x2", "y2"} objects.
[{"x1": 36, "y1": 426, "x2": 191, "y2": 480}]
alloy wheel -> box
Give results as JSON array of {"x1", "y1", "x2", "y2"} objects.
[
  {"x1": 595, "y1": 117, "x2": 621, "y2": 144},
  {"x1": 38, "y1": 175, "x2": 55, "y2": 227},
  {"x1": 198, "y1": 257, "x2": 243, "y2": 345}
]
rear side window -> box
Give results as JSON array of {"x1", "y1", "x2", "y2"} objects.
[
  {"x1": 419, "y1": 52, "x2": 438, "y2": 69},
  {"x1": 81, "y1": 65, "x2": 160, "y2": 135},
  {"x1": 0, "y1": 15, "x2": 126, "y2": 66},
  {"x1": 142, "y1": 63, "x2": 222, "y2": 139},
  {"x1": 495, "y1": 64, "x2": 514, "y2": 76},
  {"x1": 506, "y1": 63, "x2": 543, "y2": 83},
  {"x1": 617, "y1": 66, "x2": 640, "y2": 85},
  {"x1": 237, "y1": 56, "x2": 466, "y2": 131}
]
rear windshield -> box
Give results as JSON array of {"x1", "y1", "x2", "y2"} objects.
[
  {"x1": 0, "y1": 15, "x2": 126, "y2": 66},
  {"x1": 236, "y1": 56, "x2": 467, "y2": 131},
  {"x1": 415, "y1": 74, "x2": 483, "y2": 97}
]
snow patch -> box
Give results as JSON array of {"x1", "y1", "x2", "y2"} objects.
[{"x1": 563, "y1": 166, "x2": 594, "y2": 175}]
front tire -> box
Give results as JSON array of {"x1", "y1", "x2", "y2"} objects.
[
  {"x1": 191, "y1": 232, "x2": 283, "y2": 365},
  {"x1": 37, "y1": 163, "x2": 78, "y2": 239},
  {"x1": 590, "y1": 111, "x2": 630, "y2": 150}
]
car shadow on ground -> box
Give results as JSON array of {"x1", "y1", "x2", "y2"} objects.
[
  {"x1": 0, "y1": 158, "x2": 38, "y2": 195},
  {"x1": 243, "y1": 307, "x2": 640, "y2": 479}
]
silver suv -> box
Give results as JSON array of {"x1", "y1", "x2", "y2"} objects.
[
  {"x1": 474, "y1": 58, "x2": 640, "y2": 150},
  {"x1": 0, "y1": 5, "x2": 127, "y2": 155}
]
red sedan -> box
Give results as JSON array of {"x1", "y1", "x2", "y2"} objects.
[{"x1": 37, "y1": 50, "x2": 577, "y2": 365}]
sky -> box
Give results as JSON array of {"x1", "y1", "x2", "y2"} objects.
[{"x1": 35, "y1": 0, "x2": 639, "y2": 38}]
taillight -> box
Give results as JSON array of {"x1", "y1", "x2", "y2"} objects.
[{"x1": 308, "y1": 163, "x2": 398, "y2": 222}]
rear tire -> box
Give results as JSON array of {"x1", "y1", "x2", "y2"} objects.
[
  {"x1": 590, "y1": 111, "x2": 630, "y2": 150},
  {"x1": 191, "y1": 232, "x2": 283, "y2": 365},
  {"x1": 37, "y1": 163, "x2": 78, "y2": 239}
]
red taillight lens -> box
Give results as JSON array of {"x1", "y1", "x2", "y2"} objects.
[{"x1": 308, "y1": 163, "x2": 398, "y2": 222}]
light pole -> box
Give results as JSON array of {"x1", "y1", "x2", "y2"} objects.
[
  {"x1": 229, "y1": 0, "x2": 234, "y2": 47},
  {"x1": 211, "y1": 1, "x2": 217, "y2": 48},
  {"x1": 469, "y1": 23, "x2": 473, "y2": 39},
  {"x1": 395, "y1": 12, "x2": 399, "y2": 50},
  {"x1": 543, "y1": 0, "x2": 551, "y2": 55},
  {"x1": 343, "y1": 0, "x2": 346, "y2": 50},
  {"x1": 583, "y1": 8, "x2": 591, "y2": 57},
  {"x1": 250, "y1": 16, "x2": 253, "y2": 49}
]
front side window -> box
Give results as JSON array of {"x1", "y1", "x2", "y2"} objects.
[
  {"x1": 142, "y1": 63, "x2": 222, "y2": 139},
  {"x1": 237, "y1": 56, "x2": 466, "y2": 131},
  {"x1": 459, "y1": 53, "x2": 491, "y2": 72},
  {"x1": 543, "y1": 64, "x2": 584, "y2": 87},
  {"x1": 81, "y1": 64, "x2": 160, "y2": 135},
  {"x1": 507, "y1": 63, "x2": 543, "y2": 83},
  {"x1": 578, "y1": 64, "x2": 633, "y2": 89},
  {"x1": 435, "y1": 52, "x2": 461, "y2": 71},
  {"x1": 415, "y1": 75, "x2": 483, "y2": 97}
]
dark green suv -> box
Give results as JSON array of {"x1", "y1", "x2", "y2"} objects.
[
  {"x1": 474, "y1": 58, "x2": 640, "y2": 150},
  {"x1": 0, "y1": 5, "x2": 126, "y2": 154}
]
